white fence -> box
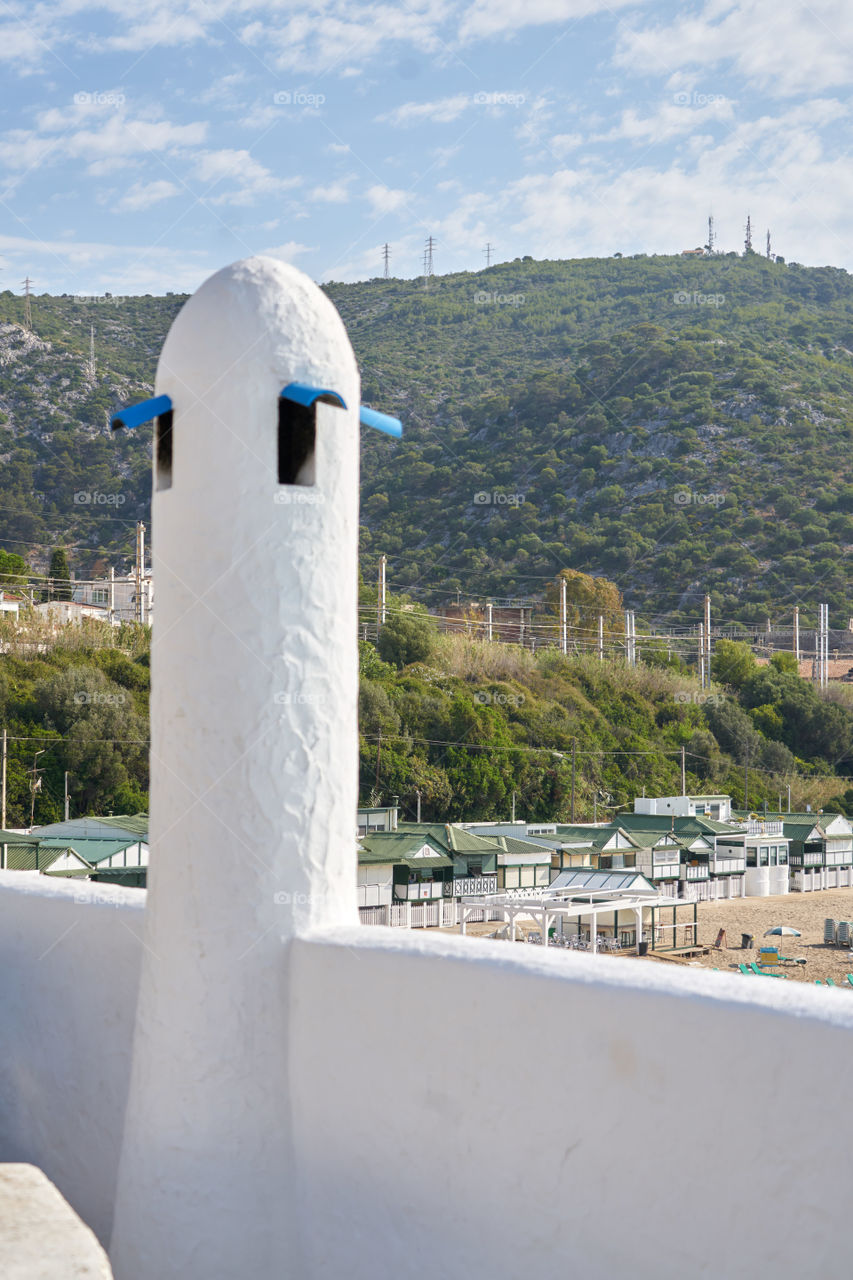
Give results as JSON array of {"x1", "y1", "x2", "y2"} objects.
[
  {"x1": 361, "y1": 901, "x2": 505, "y2": 930},
  {"x1": 792, "y1": 867, "x2": 853, "y2": 893}
]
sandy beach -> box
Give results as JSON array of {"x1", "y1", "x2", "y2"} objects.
[
  {"x1": 452, "y1": 888, "x2": 853, "y2": 985},
  {"x1": 685, "y1": 888, "x2": 853, "y2": 984}
]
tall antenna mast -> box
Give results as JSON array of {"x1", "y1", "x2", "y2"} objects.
[
  {"x1": 744, "y1": 215, "x2": 753, "y2": 254},
  {"x1": 706, "y1": 215, "x2": 715, "y2": 255},
  {"x1": 87, "y1": 324, "x2": 96, "y2": 381},
  {"x1": 484, "y1": 241, "x2": 494, "y2": 268},
  {"x1": 21, "y1": 277, "x2": 33, "y2": 330},
  {"x1": 382, "y1": 243, "x2": 390, "y2": 279},
  {"x1": 423, "y1": 234, "x2": 435, "y2": 289},
  {"x1": 766, "y1": 229, "x2": 772, "y2": 260}
]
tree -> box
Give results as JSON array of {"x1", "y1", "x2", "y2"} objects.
[
  {"x1": 711, "y1": 639, "x2": 756, "y2": 689},
  {"x1": 376, "y1": 610, "x2": 437, "y2": 670},
  {"x1": 546, "y1": 569, "x2": 624, "y2": 638},
  {"x1": 770, "y1": 652, "x2": 800, "y2": 676},
  {"x1": 44, "y1": 547, "x2": 71, "y2": 602}
]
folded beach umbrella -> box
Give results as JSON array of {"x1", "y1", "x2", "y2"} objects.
[{"x1": 764, "y1": 926, "x2": 802, "y2": 937}]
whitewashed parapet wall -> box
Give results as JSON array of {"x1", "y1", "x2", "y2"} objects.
[{"x1": 0, "y1": 259, "x2": 850, "y2": 1279}]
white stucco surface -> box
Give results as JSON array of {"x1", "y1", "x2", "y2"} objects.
[
  {"x1": 109, "y1": 257, "x2": 361, "y2": 1279},
  {"x1": 0, "y1": 873, "x2": 144, "y2": 1244},
  {"x1": 0, "y1": 1163, "x2": 114, "y2": 1278}
]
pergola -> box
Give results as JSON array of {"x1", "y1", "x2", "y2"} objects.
[{"x1": 459, "y1": 886, "x2": 665, "y2": 954}]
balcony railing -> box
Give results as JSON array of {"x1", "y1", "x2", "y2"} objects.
[
  {"x1": 746, "y1": 820, "x2": 783, "y2": 836},
  {"x1": 684, "y1": 864, "x2": 710, "y2": 880}
]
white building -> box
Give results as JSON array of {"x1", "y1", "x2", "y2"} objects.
[
  {"x1": 634, "y1": 792, "x2": 732, "y2": 821},
  {"x1": 72, "y1": 571, "x2": 153, "y2": 624}
]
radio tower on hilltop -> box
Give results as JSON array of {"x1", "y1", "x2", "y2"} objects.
[
  {"x1": 705, "y1": 215, "x2": 715, "y2": 255},
  {"x1": 21, "y1": 277, "x2": 33, "y2": 330},
  {"x1": 422, "y1": 234, "x2": 436, "y2": 289},
  {"x1": 484, "y1": 241, "x2": 494, "y2": 267},
  {"x1": 766, "y1": 228, "x2": 772, "y2": 260},
  {"x1": 382, "y1": 243, "x2": 390, "y2": 278},
  {"x1": 87, "y1": 324, "x2": 96, "y2": 382},
  {"x1": 744, "y1": 215, "x2": 753, "y2": 254}
]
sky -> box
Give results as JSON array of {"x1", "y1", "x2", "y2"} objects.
[{"x1": 0, "y1": 0, "x2": 851, "y2": 295}]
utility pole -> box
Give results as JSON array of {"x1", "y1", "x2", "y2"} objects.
[
  {"x1": 787, "y1": 783, "x2": 791, "y2": 813},
  {"x1": 744, "y1": 745, "x2": 749, "y2": 811},
  {"x1": 21, "y1": 277, "x2": 33, "y2": 330},
  {"x1": 1, "y1": 728, "x2": 6, "y2": 870},
  {"x1": 703, "y1": 593, "x2": 711, "y2": 688},
  {"x1": 484, "y1": 242, "x2": 494, "y2": 268},
  {"x1": 681, "y1": 745, "x2": 686, "y2": 797},
  {"x1": 415, "y1": 788, "x2": 421, "y2": 823},
  {"x1": 422, "y1": 235, "x2": 435, "y2": 288},
  {"x1": 486, "y1": 601, "x2": 493, "y2": 643},
  {"x1": 135, "y1": 522, "x2": 145, "y2": 624},
  {"x1": 559, "y1": 577, "x2": 567, "y2": 656},
  {"x1": 819, "y1": 603, "x2": 829, "y2": 689},
  {"x1": 511, "y1": 791, "x2": 516, "y2": 823},
  {"x1": 625, "y1": 610, "x2": 636, "y2": 666},
  {"x1": 382, "y1": 243, "x2": 390, "y2": 278},
  {"x1": 377, "y1": 555, "x2": 387, "y2": 633},
  {"x1": 109, "y1": 566, "x2": 116, "y2": 625},
  {"x1": 597, "y1": 614, "x2": 604, "y2": 661},
  {"x1": 64, "y1": 771, "x2": 70, "y2": 821},
  {"x1": 29, "y1": 749, "x2": 44, "y2": 830},
  {"x1": 698, "y1": 620, "x2": 705, "y2": 690},
  {"x1": 793, "y1": 606, "x2": 800, "y2": 663},
  {"x1": 571, "y1": 740, "x2": 576, "y2": 824}
]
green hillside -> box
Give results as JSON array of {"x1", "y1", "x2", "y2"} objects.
[{"x1": 1, "y1": 253, "x2": 852, "y2": 626}]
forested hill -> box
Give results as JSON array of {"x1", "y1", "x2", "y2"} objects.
[{"x1": 1, "y1": 252, "x2": 852, "y2": 625}]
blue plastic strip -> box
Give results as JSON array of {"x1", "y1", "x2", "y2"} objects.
[
  {"x1": 359, "y1": 405, "x2": 403, "y2": 438},
  {"x1": 111, "y1": 394, "x2": 172, "y2": 431},
  {"x1": 281, "y1": 382, "x2": 347, "y2": 410}
]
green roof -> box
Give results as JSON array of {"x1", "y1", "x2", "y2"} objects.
[
  {"x1": 36, "y1": 836, "x2": 139, "y2": 866},
  {"x1": 396, "y1": 823, "x2": 503, "y2": 855},
  {"x1": 358, "y1": 832, "x2": 453, "y2": 868}
]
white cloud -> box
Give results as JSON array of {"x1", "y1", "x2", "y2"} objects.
[
  {"x1": 261, "y1": 240, "x2": 311, "y2": 263},
  {"x1": 115, "y1": 178, "x2": 181, "y2": 211},
  {"x1": 192, "y1": 149, "x2": 301, "y2": 206},
  {"x1": 311, "y1": 179, "x2": 352, "y2": 203},
  {"x1": 616, "y1": 0, "x2": 853, "y2": 96},
  {"x1": 378, "y1": 95, "x2": 472, "y2": 126},
  {"x1": 598, "y1": 97, "x2": 736, "y2": 145},
  {"x1": 459, "y1": 0, "x2": 639, "y2": 40},
  {"x1": 365, "y1": 184, "x2": 410, "y2": 214}
]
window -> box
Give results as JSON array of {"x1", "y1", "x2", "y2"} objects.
[
  {"x1": 759, "y1": 846, "x2": 769, "y2": 866},
  {"x1": 504, "y1": 867, "x2": 520, "y2": 889},
  {"x1": 535, "y1": 865, "x2": 550, "y2": 886},
  {"x1": 278, "y1": 398, "x2": 315, "y2": 485},
  {"x1": 778, "y1": 845, "x2": 788, "y2": 865},
  {"x1": 746, "y1": 847, "x2": 757, "y2": 867},
  {"x1": 156, "y1": 410, "x2": 173, "y2": 490}
]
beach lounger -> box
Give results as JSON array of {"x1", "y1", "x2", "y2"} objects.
[
  {"x1": 815, "y1": 980, "x2": 824, "y2": 986},
  {"x1": 749, "y1": 963, "x2": 781, "y2": 977},
  {"x1": 826, "y1": 978, "x2": 838, "y2": 988},
  {"x1": 738, "y1": 964, "x2": 753, "y2": 975},
  {"x1": 779, "y1": 955, "x2": 807, "y2": 966},
  {"x1": 846, "y1": 975, "x2": 853, "y2": 988}
]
